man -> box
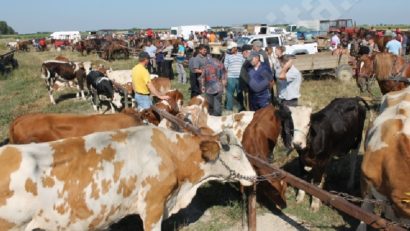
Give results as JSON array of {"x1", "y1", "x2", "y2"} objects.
[
  {"x1": 190, "y1": 44, "x2": 208, "y2": 98},
  {"x1": 176, "y1": 40, "x2": 187, "y2": 84},
  {"x1": 385, "y1": 36, "x2": 402, "y2": 56},
  {"x1": 274, "y1": 46, "x2": 302, "y2": 107},
  {"x1": 224, "y1": 42, "x2": 245, "y2": 112},
  {"x1": 131, "y1": 52, "x2": 169, "y2": 111},
  {"x1": 143, "y1": 40, "x2": 157, "y2": 73},
  {"x1": 331, "y1": 33, "x2": 340, "y2": 51},
  {"x1": 247, "y1": 51, "x2": 274, "y2": 111},
  {"x1": 200, "y1": 55, "x2": 226, "y2": 116},
  {"x1": 252, "y1": 40, "x2": 269, "y2": 65},
  {"x1": 239, "y1": 44, "x2": 253, "y2": 110}
]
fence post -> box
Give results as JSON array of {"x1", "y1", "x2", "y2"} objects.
[{"x1": 247, "y1": 184, "x2": 257, "y2": 231}]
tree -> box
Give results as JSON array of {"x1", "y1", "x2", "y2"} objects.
[{"x1": 0, "y1": 21, "x2": 16, "y2": 35}]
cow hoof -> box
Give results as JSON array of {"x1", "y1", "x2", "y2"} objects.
[{"x1": 296, "y1": 191, "x2": 305, "y2": 204}]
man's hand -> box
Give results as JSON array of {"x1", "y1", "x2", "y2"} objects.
[
  {"x1": 201, "y1": 86, "x2": 205, "y2": 93},
  {"x1": 279, "y1": 73, "x2": 286, "y2": 80},
  {"x1": 159, "y1": 95, "x2": 170, "y2": 100}
]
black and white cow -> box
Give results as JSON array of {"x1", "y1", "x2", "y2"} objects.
[
  {"x1": 86, "y1": 70, "x2": 122, "y2": 113},
  {"x1": 41, "y1": 60, "x2": 87, "y2": 104},
  {"x1": 295, "y1": 97, "x2": 369, "y2": 211}
]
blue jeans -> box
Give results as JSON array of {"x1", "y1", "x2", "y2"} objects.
[
  {"x1": 134, "y1": 94, "x2": 152, "y2": 110},
  {"x1": 176, "y1": 62, "x2": 187, "y2": 84},
  {"x1": 226, "y1": 78, "x2": 244, "y2": 111}
]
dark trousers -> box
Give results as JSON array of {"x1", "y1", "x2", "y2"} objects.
[
  {"x1": 206, "y1": 91, "x2": 223, "y2": 116},
  {"x1": 156, "y1": 61, "x2": 164, "y2": 76},
  {"x1": 190, "y1": 72, "x2": 201, "y2": 98},
  {"x1": 163, "y1": 60, "x2": 174, "y2": 79}
]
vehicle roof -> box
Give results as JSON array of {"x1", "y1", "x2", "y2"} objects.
[{"x1": 241, "y1": 34, "x2": 280, "y2": 39}]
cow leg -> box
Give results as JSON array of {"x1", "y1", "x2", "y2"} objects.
[
  {"x1": 310, "y1": 164, "x2": 326, "y2": 212},
  {"x1": 296, "y1": 189, "x2": 306, "y2": 204},
  {"x1": 356, "y1": 181, "x2": 374, "y2": 231},
  {"x1": 347, "y1": 148, "x2": 359, "y2": 190},
  {"x1": 46, "y1": 79, "x2": 56, "y2": 105},
  {"x1": 310, "y1": 175, "x2": 325, "y2": 212},
  {"x1": 110, "y1": 102, "x2": 115, "y2": 113}
]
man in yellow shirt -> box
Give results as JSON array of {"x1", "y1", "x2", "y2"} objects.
[{"x1": 132, "y1": 52, "x2": 169, "y2": 110}]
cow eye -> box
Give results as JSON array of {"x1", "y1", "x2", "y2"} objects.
[{"x1": 222, "y1": 144, "x2": 230, "y2": 152}]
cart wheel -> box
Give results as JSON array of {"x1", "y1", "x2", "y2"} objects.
[{"x1": 336, "y1": 64, "x2": 353, "y2": 82}]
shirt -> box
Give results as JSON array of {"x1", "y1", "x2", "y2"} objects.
[
  {"x1": 201, "y1": 58, "x2": 225, "y2": 94},
  {"x1": 144, "y1": 45, "x2": 157, "y2": 58},
  {"x1": 131, "y1": 63, "x2": 151, "y2": 95},
  {"x1": 176, "y1": 45, "x2": 185, "y2": 63},
  {"x1": 331, "y1": 35, "x2": 340, "y2": 47},
  {"x1": 191, "y1": 54, "x2": 207, "y2": 72},
  {"x1": 277, "y1": 65, "x2": 302, "y2": 100},
  {"x1": 224, "y1": 53, "x2": 244, "y2": 78},
  {"x1": 386, "y1": 40, "x2": 402, "y2": 55}
]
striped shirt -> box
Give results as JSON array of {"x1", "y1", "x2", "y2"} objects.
[{"x1": 224, "y1": 53, "x2": 245, "y2": 78}]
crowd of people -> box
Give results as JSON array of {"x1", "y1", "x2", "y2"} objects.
[{"x1": 133, "y1": 33, "x2": 302, "y2": 116}]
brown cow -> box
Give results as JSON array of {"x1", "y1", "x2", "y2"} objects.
[
  {"x1": 55, "y1": 55, "x2": 70, "y2": 62},
  {"x1": 8, "y1": 111, "x2": 143, "y2": 144},
  {"x1": 8, "y1": 89, "x2": 184, "y2": 144},
  {"x1": 242, "y1": 104, "x2": 312, "y2": 208},
  {"x1": 41, "y1": 60, "x2": 87, "y2": 104},
  {"x1": 151, "y1": 77, "x2": 172, "y2": 95}
]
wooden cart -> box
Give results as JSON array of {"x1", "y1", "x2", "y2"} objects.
[
  {"x1": 292, "y1": 51, "x2": 354, "y2": 81},
  {"x1": 0, "y1": 50, "x2": 19, "y2": 75}
]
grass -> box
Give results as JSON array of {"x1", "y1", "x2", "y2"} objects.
[{"x1": 0, "y1": 38, "x2": 392, "y2": 230}]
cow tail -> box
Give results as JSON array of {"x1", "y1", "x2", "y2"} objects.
[
  {"x1": 40, "y1": 64, "x2": 48, "y2": 79},
  {"x1": 276, "y1": 104, "x2": 294, "y2": 150}
]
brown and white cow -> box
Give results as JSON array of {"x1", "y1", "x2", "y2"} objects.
[
  {"x1": 41, "y1": 60, "x2": 87, "y2": 104},
  {"x1": 0, "y1": 126, "x2": 256, "y2": 230},
  {"x1": 358, "y1": 87, "x2": 410, "y2": 230}
]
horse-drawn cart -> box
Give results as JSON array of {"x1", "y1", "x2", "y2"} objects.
[
  {"x1": 292, "y1": 51, "x2": 354, "y2": 81},
  {"x1": 0, "y1": 50, "x2": 18, "y2": 75}
]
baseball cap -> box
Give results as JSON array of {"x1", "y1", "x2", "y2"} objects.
[
  {"x1": 242, "y1": 44, "x2": 252, "y2": 51},
  {"x1": 247, "y1": 51, "x2": 260, "y2": 61},
  {"x1": 138, "y1": 51, "x2": 150, "y2": 60},
  {"x1": 252, "y1": 40, "x2": 263, "y2": 48},
  {"x1": 227, "y1": 42, "x2": 238, "y2": 50}
]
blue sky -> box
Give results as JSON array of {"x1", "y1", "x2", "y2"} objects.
[{"x1": 2, "y1": 0, "x2": 408, "y2": 34}]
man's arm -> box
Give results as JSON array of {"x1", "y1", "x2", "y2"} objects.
[
  {"x1": 147, "y1": 82, "x2": 170, "y2": 100},
  {"x1": 279, "y1": 59, "x2": 293, "y2": 80}
]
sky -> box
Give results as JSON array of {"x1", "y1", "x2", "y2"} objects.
[{"x1": 1, "y1": 0, "x2": 409, "y2": 34}]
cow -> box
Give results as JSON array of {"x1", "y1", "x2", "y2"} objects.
[
  {"x1": 188, "y1": 95, "x2": 209, "y2": 114},
  {"x1": 41, "y1": 60, "x2": 87, "y2": 104},
  {"x1": 8, "y1": 111, "x2": 144, "y2": 144},
  {"x1": 0, "y1": 126, "x2": 256, "y2": 230},
  {"x1": 8, "y1": 89, "x2": 184, "y2": 145},
  {"x1": 295, "y1": 97, "x2": 368, "y2": 212},
  {"x1": 241, "y1": 104, "x2": 312, "y2": 208},
  {"x1": 358, "y1": 87, "x2": 410, "y2": 230},
  {"x1": 86, "y1": 70, "x2": 123, "y2": 113},
  {"x1": 160, "y1": 103, "x2": 313, "y2": 208}
]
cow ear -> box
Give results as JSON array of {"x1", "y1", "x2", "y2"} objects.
[{"x1": 200, "y1": 140, "x2": 220, "y2": 162}]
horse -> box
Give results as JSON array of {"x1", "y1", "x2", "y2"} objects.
[{"x1": 357, "y1": 53, "x2": 410, "y2": 95}]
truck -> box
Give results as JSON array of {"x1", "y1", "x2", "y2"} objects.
[
  {"x1": 49, "y1": 31, "x2": 81, "y2": 41},
  {"x1": 236, "y1": 34, "x2": 318, "y2": 55},
  {"x1": 170, "y1": 25, "x2": 211, "y2": 40}
]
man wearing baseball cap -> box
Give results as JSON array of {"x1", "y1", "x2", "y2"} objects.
[
  {"x1": 224, "y1": 42, "x2": 245, "y2": 112},
  {"x1": 131, "y1": 51, "x2": 169, "y2": 111}
]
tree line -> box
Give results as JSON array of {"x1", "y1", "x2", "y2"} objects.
[{"x1": 0, "y1": 21, "x2": 16, "y2": 35}]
